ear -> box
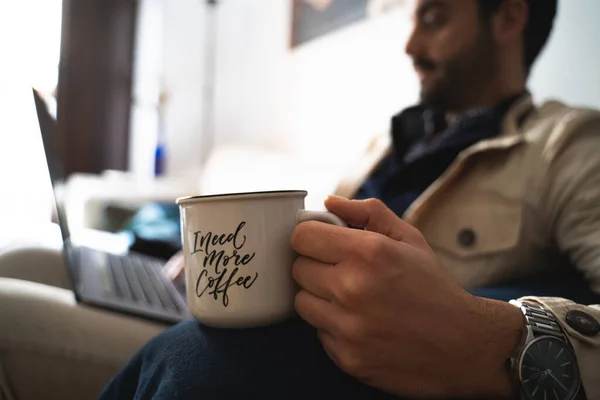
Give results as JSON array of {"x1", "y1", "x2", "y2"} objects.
[{"x1": 491, "y1": 0, "x2": 528, "y2": 45}]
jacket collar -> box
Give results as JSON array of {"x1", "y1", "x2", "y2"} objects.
[
  {"x1": 463, "y1": 93, "x2": 536, "y2": 155},
  {"x1": 499, "y1": 93, "x2": 535, "y2": 138},
  {"x1": 390, "y1": 93, "x2": 536, "y2": 157}
]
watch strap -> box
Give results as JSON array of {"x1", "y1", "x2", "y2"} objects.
[
  {"x1": 510, "y1": 300, "x2": 567, "y2": 342},
  {"x1": 509, "y1": 300, "x2": 586, "y2": 400}
]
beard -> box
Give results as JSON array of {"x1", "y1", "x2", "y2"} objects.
[{"x1": 414, "y1": 30, "x2": 499, "y2": 113}]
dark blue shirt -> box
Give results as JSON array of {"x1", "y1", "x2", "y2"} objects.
[{"x1": 354, "y1": 94, "x2": 524, "y2": 216}]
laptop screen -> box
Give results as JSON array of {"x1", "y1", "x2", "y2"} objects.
[{"x1": 32, "y1": 88, "x2": 72, "y2": 244}]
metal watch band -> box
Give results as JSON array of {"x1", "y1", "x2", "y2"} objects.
[
  {"x1": 509, "y1": 300, "x2": 567, "y2": 341},
  {"x1": 509, "y1": 300, "x2": 586, "y2": 400}
]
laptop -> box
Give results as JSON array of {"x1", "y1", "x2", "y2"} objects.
[{"x1": 32, "y1": 88, "x2": 190, "y2": 324}]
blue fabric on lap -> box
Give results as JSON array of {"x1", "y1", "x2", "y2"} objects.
[
  {"x1": 99, "y1": 273, "x2": 600, "y2": 400},
  {"x1": 98, "y1": 317, "x2": 399, "y2": 400},
  {"x1": 99, "y1": 276, "x2": 600, "y2": 400}
]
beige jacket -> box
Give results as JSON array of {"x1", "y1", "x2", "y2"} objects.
[{"x1": 334, "y1": 95, "x2": 600, "y2": 396}]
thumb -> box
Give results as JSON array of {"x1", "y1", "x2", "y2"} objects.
[{"x1": 324, "y1": 195, "x2": 423, "y2": 245}]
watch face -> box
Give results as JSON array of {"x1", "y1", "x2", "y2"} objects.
[{"x1": 519, "y1": 336, "x2": 580, "y2": 400}]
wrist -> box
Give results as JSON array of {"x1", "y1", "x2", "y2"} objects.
[{"x1": 466, "y1": 296, "x2": 525, "y2": 399}]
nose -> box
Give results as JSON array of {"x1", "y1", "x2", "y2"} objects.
[{"x1": 404, "y1": 27, "x2": 420, "y2": 58}]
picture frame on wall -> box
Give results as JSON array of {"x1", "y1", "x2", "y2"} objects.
[{"x1": 290, "y1": 0, "x2": 406, "y2": 48}]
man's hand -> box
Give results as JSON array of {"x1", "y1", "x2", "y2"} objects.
[
  {"x1": 291, "y1": 196, "x2": 525, "y2": 399},
  {"x1": 164, "y1": 250, "x2": 185, "y2": 281}
]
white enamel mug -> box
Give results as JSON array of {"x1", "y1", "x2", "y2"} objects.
[{"x1": 176, "y1": 190, "x2": 346, "y2": 328}]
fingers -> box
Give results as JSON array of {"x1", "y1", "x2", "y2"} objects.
[
  {"x1": 163, "y1": 251, "x2": 185, "y2": 281},
  {"x1": 295, "y1": 289, "x2": 340, "y2": 331},
  {"x1": 291, "y1": 196, "x2": 427, "y2": 263},
  {"x1": 324, "y1": 196, "x2": 425, "y2": 246},
  {"x1": 317, "y1": 329, "x2": 343, "y2": 368},
  {"x1": 292, "y1": 256, "x2": 336, "y2": 300},
  {"x1": 291, "y1": 221, "x2": 357, "y2": 264}
]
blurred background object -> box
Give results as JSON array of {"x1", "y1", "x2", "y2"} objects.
[{"x1": 1, "y1": 0, "x2": 600, "y2": 242}]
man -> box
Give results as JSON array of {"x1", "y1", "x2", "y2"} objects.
[
  {"x1": 98, "y1": 0, "x2": 600, "y2": 398},
  {"x1": 4, "y1": 0, "x2": 600, "y2": 398}
]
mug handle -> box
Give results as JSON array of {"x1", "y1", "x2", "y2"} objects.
[{"x1": 296, "y1": 210, "x2": 348, "y2": 227}]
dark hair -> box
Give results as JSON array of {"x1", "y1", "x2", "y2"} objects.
[{"x1": 477, "y1": 0, "x2": 558, "y2": 74}]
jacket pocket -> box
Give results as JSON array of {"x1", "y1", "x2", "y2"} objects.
[{"x1": 423, "y1": 199, "x2": 523, "y2": 260}]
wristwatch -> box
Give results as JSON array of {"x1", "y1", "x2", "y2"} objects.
[{"x1": 508, "y1": 300, "x2": 584, "y2": 400}]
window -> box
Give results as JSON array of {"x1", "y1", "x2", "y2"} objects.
[{"x1": 0, "y1": 0, "x2": 63, "y2": 240}]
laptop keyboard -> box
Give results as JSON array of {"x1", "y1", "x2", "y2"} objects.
[{"x1": 102, "y1": 252, "x2": 183, "y2": 313}]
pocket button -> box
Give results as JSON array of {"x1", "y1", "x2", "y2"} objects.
[{"x1": 457, "y1": 228, "x2": 477, "y2": 248}]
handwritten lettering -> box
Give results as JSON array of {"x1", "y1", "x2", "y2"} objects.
[
  {"x1": 191, "y1": 222, "x2": 247, "y2": 256},
  {"x1": 203, "y1": 248, "x2": 255, "y2": 273},
  {"x1": 191, "y1": 221, "x2": 257, "y2": 307},
  {"x1": 195, "y1": 267, "x2": 258, "y2": 307}
]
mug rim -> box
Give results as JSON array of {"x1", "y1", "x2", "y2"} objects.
[{"x1": 176, "y1": 190, "x2": 308, "y2": 205}]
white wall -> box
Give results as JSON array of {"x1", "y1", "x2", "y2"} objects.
[
  {"x1": 285, "y1": 5, "x2": 416, "y2": 189},
  {"x1": 529, "y1": 0, "x2": 600, "y2": 109},
  {"x1": 129, "y1": 0, "x2": 164, "y2": 178},
  {"x1": 149, "y1": 0, "x2": 600, "y2": 205},
  {"x1": 154, "y1": 0, "x2": 417, "y2": 205},
  {"x1": 161, "y1": 0, "x2": 209, "y2": 177},
  {"x1": 130, "y1": 0, "x2": 211, "y2": 179}
]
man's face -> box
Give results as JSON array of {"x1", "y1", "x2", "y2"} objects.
[{"x1": 405, "y1": 0, "x2": 500, "y2": 112}]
